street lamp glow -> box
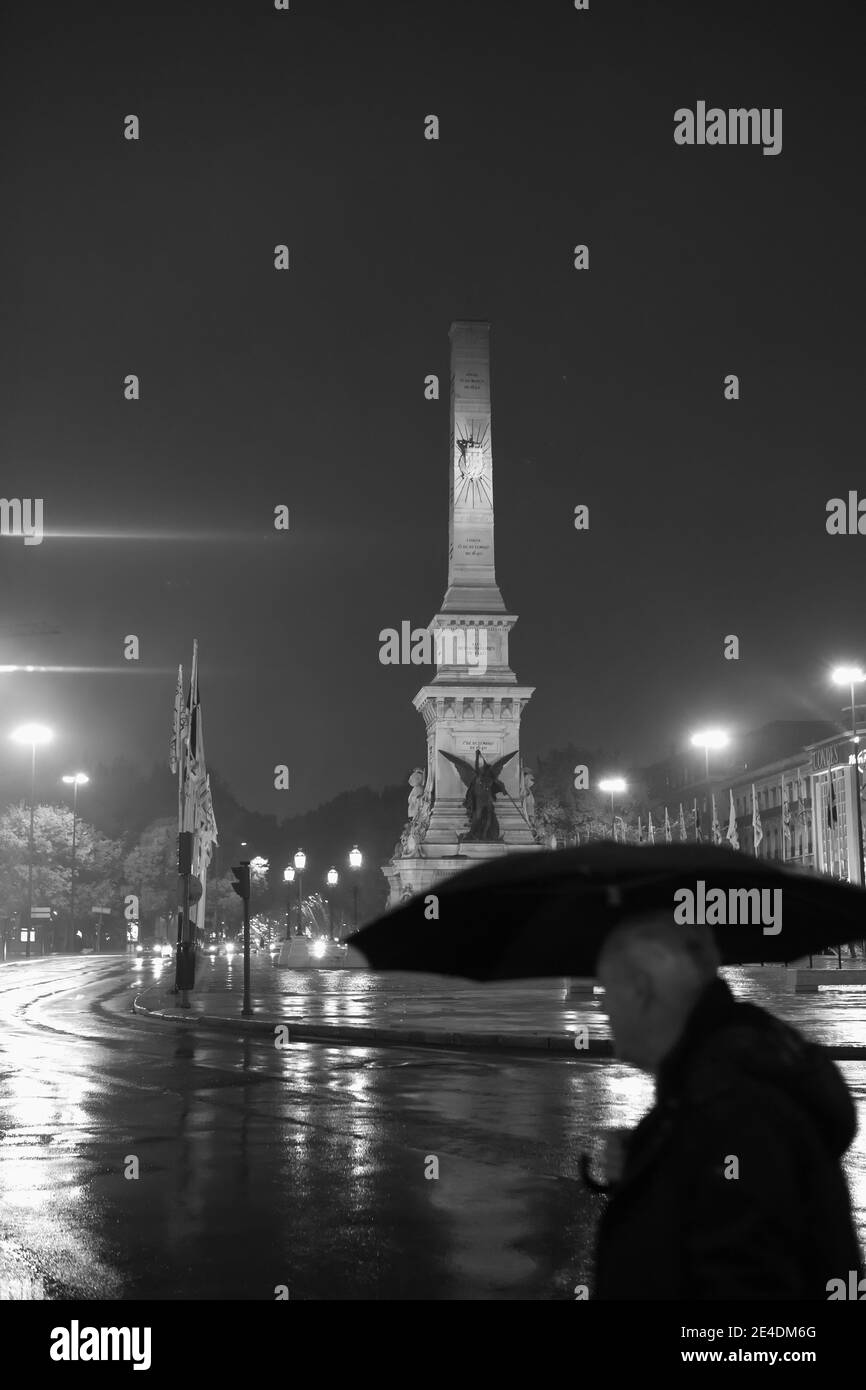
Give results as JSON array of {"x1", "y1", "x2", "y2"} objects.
[
  {"x1": 349, "y1": 845, "x2": 362, "y2": 870},
  {"x1": 62, "y1": 772, "x2": 90, "y2": 785},
  {"x1": 598, "y1": 778, "x2": 627, "y2": 794},
  {"x1": 327, "y1": 867, "x2": 339, "y2": 886},
  {"x1": 293, "y1": 849, "x2": 306, "y2": 872},
  {"x1": 11, "y1": 723, "x2": 53, "y2": 747},
  {"x1": 832, "y1": 666, "x2": 866, "y2": 686},
  {"x1": 283, "y1": 866, "x2": 295, "y2": 883},
  {"x1": 690, "y1": 729, "x2": 729, "y2": 751}
]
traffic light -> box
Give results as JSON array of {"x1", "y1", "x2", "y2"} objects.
[{"x1": 231, "y1": 863, "x2": 251, "y2": 901}]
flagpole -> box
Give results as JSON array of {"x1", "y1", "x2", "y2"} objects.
[{"x1": 177, "y1": 639, "x2": 199, "y2": 1007}]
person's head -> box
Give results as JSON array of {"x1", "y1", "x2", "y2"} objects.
[{"x1": 597, "y1": 913, "x2": 721, "y2": 1073}]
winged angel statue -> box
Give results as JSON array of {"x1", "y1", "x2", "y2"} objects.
[{"x1": 440, "y1": 748, "x2": 516, "y2": 842}]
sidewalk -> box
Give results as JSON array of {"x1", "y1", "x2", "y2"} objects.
[{"x1": 132, "y1": 958, "x2": 866, "y2": 1058}]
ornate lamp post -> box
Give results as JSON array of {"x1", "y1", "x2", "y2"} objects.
[
  {"x1": 11, "y1": 723, "x2": 53, "y2": 958},
  {"x1": 349, "y1": 845, "x2": 362, "y2": 930},
  {"x1": 293, "y1": 849, "x2": 306, "y2": 935},
  {"x1": 326, "y1": 867, "x2": 339, "y2": 941},
  {"x1": 62, "y1": 773, "x2": 89, "y2": 954}
]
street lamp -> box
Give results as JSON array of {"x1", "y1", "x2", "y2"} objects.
[
  {"x1": 832, "y1": 666, "x2": 866, "y2": 885},
  {"x1": 11, "y1": 723, "x2": 53, "y2": 959},
  {"x1": 690, "y1": 729, "x2": 730, "y2": 844},
  {"x1": 326, "y1": 868, "x2": 339, "y2": 941},
  {"x1": 283, "y1": 865, "x2": 295, "y2": 940},
  {"x1": 349, "y1": 845, "x2": 362, "y2": 930},
  {"x1": 293, "y1": 849, "x2": 306, "y2": 935},
  {"x1": 690, "y1": 728, "x2": 730, "y2": 781},
  {"x1": 62, "y1": 773, "x2": 89, "y2": 955},
  {"x1": 598, "y1": 778, "x2": 627, "y2": 841}
]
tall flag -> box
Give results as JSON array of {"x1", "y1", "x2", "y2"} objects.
[
  {"x1": 179, "y1": 641, "x2": 218, "y2": 938},
  {"x1": 664, "y1": 806, "x2": 672, "y2": 843},
  {"x1": 648, "y1": 811, "x2": 655, "y2": 845},
  {"x1": 782, "y1": 776, "x2": 792, "y2": 860},
  {"x1": 637, "y1": 815, "x2": 643, "y2": 844},
  {"x1": 678, "y1": 803, "x2": 687, "y2": 842},
  {"x1": 693, "y1": 799, "x2": 702, "y2": 843},
  {"x1": 752, "y1": 783, "x2": 763, "y2": 856},
  {"x1": 169, "y1": 664, "x2": 187, "y2": 825},
  {"x1": 726, "y1": 789, "x2": 739, "y2": 850},
  {"x1": 711, "y1": 792, "x2": 722, "y2": 846},
  {"x1": 797, "y1": 773, "x2": 810, "y2": 843}
]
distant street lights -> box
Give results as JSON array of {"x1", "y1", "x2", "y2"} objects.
[
  {"x1": 293, "y1": 849, "x2": 306, "y2": 935},
  {"x1": 62, "y1": 773, "x2": 89, "y2": 955},
  {"x1": 598, "y1": 778, "x2": 627, "y2": 841},
  {"x1": 349, "y1": 845, "x2": 362, "y2": 930},
  {"x1": 326, "y1": 867, "x2": 339, "y2": 941},
  {"x1": 11, "y1": 723, "x2": 53, "y2": 959},
  {"x1": 283, "y1": 866, "x2": 295, "y2": 940},
  {"x1": 832, "y1": 666, "x2": 866, "y2": 885}
]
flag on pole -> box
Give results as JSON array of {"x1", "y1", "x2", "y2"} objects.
[
  {"x1": 782, "y1": 776, "x2": 792, "y2": 860},
  {"x1": 637, "y1": 815, "x2": 643, "y2": 844},
  {"x1": 170, "y1": 664, "x2": 187, "y2": 825},
  {"x1": 711, "y1": 792, "x2": 721, "y2": 846},
  {"x1": 726, "y1": 789, "x2": 739, "y2": 850},
  {"x1": 678, "y1": 803, "x2": 687, "y2": 841},
  {"x1": 693, "y1": 799, "x2": 702, "y2": 843},
  {"x1": 752, "y1": 783, "x2": 763, "y2": 856},
  {"x1": 664, "y1": 806, "x2": 672, "y2": 843},
  {"x1": 179, "y1": 641, "x2": 218, "y2": 938},
  {"x1": 648, "y1": 811, "x2": 655, "y2": 845},
  {"x1": 169, "y1": 664, "x2": 183, "y2": 774}
]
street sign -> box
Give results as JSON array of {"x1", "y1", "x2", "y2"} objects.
[
  {"x1": 92, "y1": 907, "x2": 111, "y2": 915},
  {"x1": 30, "y1": 908, "x2": 51, "y2": 920}
]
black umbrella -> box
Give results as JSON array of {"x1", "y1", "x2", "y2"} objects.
[{"x1": 348, "y1": 842, "x2": 866, "y2": 980}]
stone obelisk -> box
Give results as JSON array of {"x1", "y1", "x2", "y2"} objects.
[{"x1": 383, "y1": 322, "x2": 542, "y2": 906}]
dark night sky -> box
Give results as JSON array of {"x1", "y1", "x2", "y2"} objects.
[{"x1": 1, "y1": 0, "x2": 864, "y2": 816}]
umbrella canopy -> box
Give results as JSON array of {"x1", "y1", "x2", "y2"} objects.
[{"x1": 349, "y1": 843, "x2": 866, "y2": 981}]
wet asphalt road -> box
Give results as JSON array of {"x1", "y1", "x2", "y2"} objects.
[
  {"x1": 0, "y1": 957, "x2": 630, "y2": 1300},
  {"x1": 2, "y1": 958, "x2": 865, "y2": 1300}
]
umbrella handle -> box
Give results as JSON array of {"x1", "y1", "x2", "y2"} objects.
[{"x1": 579, "y1": 1150, "x2": 612, "y2": 1195}]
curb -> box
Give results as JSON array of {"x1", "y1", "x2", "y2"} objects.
[
  {"x1": 130, "y1": 993, "x2": 866, "y2": 1061},
  {"x1": 131, "y1": 993, "x2": 614, "y2": 1056}
]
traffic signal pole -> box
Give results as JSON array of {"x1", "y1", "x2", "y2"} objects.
[
  {"x1": 232, "y1": 861, "x2": 252, "y2": 1017},
  {"x1": 176, "y1": 832, "x2": 196, "y2": 1008}
]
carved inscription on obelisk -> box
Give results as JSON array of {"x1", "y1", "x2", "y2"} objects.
[{"x1": 444, "y1": 321, "x2": 505, "y2": 613}]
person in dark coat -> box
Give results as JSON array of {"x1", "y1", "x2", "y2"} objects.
[{"x1": 588, "y1": 913, "x2": 863, "y2": 1299}]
